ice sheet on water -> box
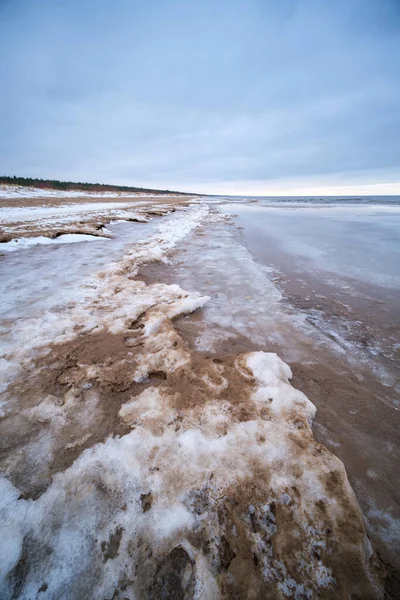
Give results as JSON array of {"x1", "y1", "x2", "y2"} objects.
[
  {"x1": 221, "y1": 202, "x2": 400, "y2": 289},
  {"x1": 159, "y1": 217, "x2": 321, "y2": 361},
  {"x1": 0, "y1": 221, "x2": 156, "y2": 321}
]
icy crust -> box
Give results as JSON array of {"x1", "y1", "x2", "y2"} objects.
[
  {"x1": 0, "y1": 204, "x2": 210, "y2": 393},
  {"x1": 0, "y1": 199, "x2": 176, "y2": 243},
  {"x1": 0, "y1": 351, "x2": 382, "y2": 599},
  {"x1": 0, "y1": 201, "x2": 140, "y2": 222}
]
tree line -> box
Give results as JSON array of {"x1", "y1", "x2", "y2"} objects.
[{"x1": 0, "y1": 175, "x2": 192, "y2": 195}]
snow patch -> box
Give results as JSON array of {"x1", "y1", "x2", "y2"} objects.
[
  {"x1": 0, "y1": 233, "x2": 107, "y2": 252},
  {"x1": 0, "y1": 184, "x2": 184, "y2": 200},
  {"x1": 243, "y1": 352, "x2": 316, "y2": 424}
]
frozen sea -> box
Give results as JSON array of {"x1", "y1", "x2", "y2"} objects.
[{"x1": 221, "y1": 197, "x2": 400, "y2": 290}]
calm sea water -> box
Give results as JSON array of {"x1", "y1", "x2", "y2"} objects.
[{"x1": 211, "y1": 195, "x2": 400, "y2": 206}]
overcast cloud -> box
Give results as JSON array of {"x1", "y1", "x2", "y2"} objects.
[{"x1": 0, "y1": 0, "x2": 399, "y2": 194}]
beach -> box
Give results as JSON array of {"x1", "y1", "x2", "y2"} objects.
[
  {"x1": 0, "y1": 187, "x2": 399, "y2": 599},
  {"x1": 155, "y1": 198, "x2": 400, "y2": 582}
]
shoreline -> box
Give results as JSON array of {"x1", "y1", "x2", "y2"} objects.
[
  {"x1": 0, "y1": 195, "x2": 399, "y2": 598},
  {"x1": 141, "y1": 206, "x2": 400, "y2": 589}
]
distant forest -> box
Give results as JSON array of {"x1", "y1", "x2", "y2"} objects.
[{"x1": 0, "y1": 175, "x2": 193, "y2": 195}]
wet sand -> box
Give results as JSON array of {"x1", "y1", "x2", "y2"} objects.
[
  {"x1": 227, "y1": 205, "x2": 400, "y2": 582},
  {"x1": 236, "y1": 216, "x2": 400, "y2": 377}
]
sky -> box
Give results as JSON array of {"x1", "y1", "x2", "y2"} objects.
[{"x1": 0, "y1": 0, "x2": 400, "y2": 195}]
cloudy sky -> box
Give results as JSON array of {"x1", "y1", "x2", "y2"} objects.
[{"x1": 1, "y1": 0, "x2": 399, "y2": 194}]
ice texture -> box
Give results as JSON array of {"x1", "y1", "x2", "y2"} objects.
[
  {"x1": 0, "y1": 201, "x2": 139, "y2": 222},
  {"x1": 0, "y1": 204, "x2": 209, "y2": 391},
  {"x1": 0, "y1": 351, "x2": 381, "y2": 599},
  {"x1": 0, "y1": 200, "x2": 384, "y2": 599}
]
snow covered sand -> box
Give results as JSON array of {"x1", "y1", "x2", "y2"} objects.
[
  {"x1": 0, "y1": 233, "x2": 111, "y2": 252},
  {"x1": 0, "y1": 194, "x2": 389, "y2": 598},
  {"x1": 0, "y1": 187, "x2": 196, "y2": 242},
  {"x1": 0, "y1": 184, "x2": 185, "y2": 200}
]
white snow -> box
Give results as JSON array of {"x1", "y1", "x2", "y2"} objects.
[
  {"x1": 0, "y1": 201, "x2": 138, "y2": 222},
  {"x1": 119, "y1": 387, "x2": 176, "y2": 432},
  {"x1": 0, "y1": 184, "x2": 182, "y2": 200},
  {"x1": 244, "y1": 352, "x2": 316, "y2": 423},
  {"x1": 0, "y1": 233, "x2": 108, "y2": 252}
]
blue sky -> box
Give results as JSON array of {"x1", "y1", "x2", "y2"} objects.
[{"x1": 1, "y1": 0, "x2": 399, "y2": 194}]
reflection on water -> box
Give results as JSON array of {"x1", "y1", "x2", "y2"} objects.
[{"x1": 222, "y1": 203, "x2": 400, "y2": 290}]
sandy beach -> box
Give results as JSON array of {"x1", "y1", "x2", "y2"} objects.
[{"x1": 0, "y1": 188, "x2": 399, "y2": 599}]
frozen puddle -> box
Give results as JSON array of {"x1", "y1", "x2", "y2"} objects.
[{"x1": 0, "y1": 203, "x2": 386, "y2": 598}]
